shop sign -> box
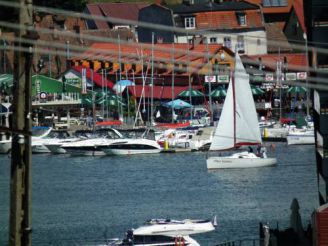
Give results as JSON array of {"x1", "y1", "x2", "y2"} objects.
[
  {"x1": 297, "y1": 72, "x2": 307, "y2": 80},
  {"x1": 265, "y1": 73, "x2": 274, "y2": 81},
  {"x1": 285, "y1": 73, "x2": 297, "y2": 81},
  {"x1": 205, "y1": 75, "x2": 216, "y2": 83},
  {"x1": 217, "y1": 75, "x2": 229, "y2": 83}
]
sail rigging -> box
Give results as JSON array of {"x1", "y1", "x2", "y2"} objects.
[{"x1": 209, "y1": 52, "x2": 262, "y2": 151}]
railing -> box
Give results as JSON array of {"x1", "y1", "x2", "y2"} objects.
[
  {"x1": 214, "y1": 238, "x2": 263, "y2": 246},
  {"x1": 32, "y1": 92, "x2": 81, "y2": 106}
]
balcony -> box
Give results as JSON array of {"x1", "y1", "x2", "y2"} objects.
[{"x1": 32, "y1": 92, "x2": 81, "y2": 106}]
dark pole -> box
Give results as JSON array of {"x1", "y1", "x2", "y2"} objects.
[{"x1": 9, "y1": 0, "x2": 35, "y2": 245}]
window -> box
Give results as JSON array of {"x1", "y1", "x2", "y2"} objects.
[
  {"x1": 224, "y1": 37, "x2": 231, "y2": 48},
  {"x1": 237, "y1": 35, "x2": 245, "y2": 52},
  {"x1": 185, "y1": 17, "x2": 195, "y2": 29},
  {"x1": 257, "y1": 38, "x2": 261, "y2": 46},
  {"x1": 210, "y1": 37, "x2": 217, "y2": 43},
  {"x1": 237, "y1": 12, "x2": 246, "y2": 26}
]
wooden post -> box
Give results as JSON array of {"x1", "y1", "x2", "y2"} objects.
[{"x1": 9, "y1": 0, "x2": 35, "y2": 245}]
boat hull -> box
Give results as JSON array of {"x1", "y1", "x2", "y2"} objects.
[
  {"x1": 102, "y1": 148, "x2": 161, "y2": 156},
  {"x1": 32, "y1": 144, "x2": 51, "y2": 154},
  {"x1": 0, "y1": 140, "x2": 11, "y2": 154},
  {"x1": 287, "y1": 135, "x2": 315, "y2": 145},
  {"x1": 63, "y1": 147, "x2": 106, "y2": 156},
  {"x1": 44, "y1": 144, "x2": 67, "y2": 154},
  {"x1": 206, "y1": 156, "x2": 277, "y2": 169}
]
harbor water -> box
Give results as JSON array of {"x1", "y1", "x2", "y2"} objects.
[{"x1": 0, "y1": 143, "x2": 318, "y2": 245}]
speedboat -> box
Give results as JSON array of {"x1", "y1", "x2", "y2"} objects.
[
  {"x1": 98, "y1": 216, "x2": 217, "y2": 246},
  {"x1": 61, "y1": 128, "x2": 124, "y2": 156},
  {"x1": 99, "y1": 138, "x2": 162, "y2": 156}
]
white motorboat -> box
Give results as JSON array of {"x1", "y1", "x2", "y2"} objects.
[
  {"x1": 61, "y1": 129, "x2": 124, "y2": 156},
  {"x1": 99, "y1": 138, "x2": 162, "y2": 155},
  {"x1": 206, "y1": 52, "x2": 277, "y2": 169},
  {"x1": 287, "y1": 128, "x2": 315, "y2": 145},
  {"x1": 1, "y1": 126, "x2": 53, "y2": 154},
  {"x1": 99, "y1": 216, "x2": 217, "y2": 246}
]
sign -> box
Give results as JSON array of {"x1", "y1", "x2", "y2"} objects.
[
  {"x1": 285, "y1": 73, "x2": 297, "y2": 81},
  {"x1": 217, "y1": 75, "x2": 229, "y2": 83},
  {"x1": 81, "y1": 68, "x2": 87, "y2": 94},
  {"x1": 39, "y1": 92, "x2": 47, "y2": 100},
  {"x1": 65, "y1": 77, "x2": 81, "y2": 85},
  {"x1": 36, "y1": 79, "x2": 41, "y2": 94},
  {"x1": 265, "y1": 73, "x2": 274, "y2": 81},
  {"x1": 297, "y1": 72, "x2": 307, "y2": 80},
  {"x1": 205, "y1": 75, "x2": 216, "y2": 83}
]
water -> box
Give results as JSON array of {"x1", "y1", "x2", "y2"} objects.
[{"x1": 0, "y1": 143, "x2": 318, "y2": 245}]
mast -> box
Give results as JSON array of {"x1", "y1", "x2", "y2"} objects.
[
  {"x1": 150, "y1": 32, "x2": 154, "y2": 125},
  {"x1": 171, "y1": 43, "x2": 175, "y2": 123},
  {"x1": 304, "y1": 33, "x2": 310, "y2": 118},
  {"x1": 232, "y1": 68, "x2": 236, "y2": 148}
]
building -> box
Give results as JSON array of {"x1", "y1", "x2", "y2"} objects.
[
  {"x1": 138, "y1": 4, "x2": 175, "y2": 43},
  {"x1": 84, "y1": 2, "x2": 149, "y2": 39},
  {"x1": 68, "y1": 42, "x2": 235, "y2": 89},
  {"x1": 170, "y1": 0, "x2": 267, "y2": 55}
]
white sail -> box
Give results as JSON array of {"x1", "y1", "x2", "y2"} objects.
[{"x1": 209, "y1": 52, "x2": 261, "y2": 151}]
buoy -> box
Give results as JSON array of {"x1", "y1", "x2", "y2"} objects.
[
  {"x1": 264, "y1": 128, "x2": 269, "y2": 138},
  {"x1": 164, "y1": 140, "x2": 169, "y2": 150}
]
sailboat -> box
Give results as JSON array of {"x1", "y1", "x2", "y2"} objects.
[{"x1": 206, "y1": 52, "x2": 277, "y2": 169}]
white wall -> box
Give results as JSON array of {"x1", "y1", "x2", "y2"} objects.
[{"x1": 175, "y1": 29, "x2": 268, "y2": 55}]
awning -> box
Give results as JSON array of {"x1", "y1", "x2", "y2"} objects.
[{"x1": 128, "y1": 85, "x2": 203, "y2": 99}]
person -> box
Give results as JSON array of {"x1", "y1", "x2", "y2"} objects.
[
  {"x1": 248, "y1": 146, "x2": 253, "y2": 153},
  {"x1": 256, "y1": 144, "x2": 261, "y2": 157}
]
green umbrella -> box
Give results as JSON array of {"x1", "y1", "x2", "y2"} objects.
[
  {"x1": 209, "y1": 88, "x2": 227, "y2": 98},
  {"x1": 0, "y1": 74, "x2": 13, "y2": 94},
  {"x1": 250, "y1": 85, "x2": 265, "y2": 95},
  {"x1": 178, "y1": 89, "x2": 204, "y2": 98},
  {"x1": 286, "y1": 86, "x2": 307, "y2": 94},
  {"x1": 82, "y1": 92, "x2": 124, "y2": 107}
]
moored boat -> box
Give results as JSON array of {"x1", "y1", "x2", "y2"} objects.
[
  {"x1": 99, "y1": 138, "x2": 162, "y2": 155},
  {"x1": 97, "y1": 216, "x2": 217, "y2": 246},
  {"x1": 286, "y1": 128, "x2": 315, "y2": 145}
]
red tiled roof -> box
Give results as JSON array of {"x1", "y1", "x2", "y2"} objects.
[
  {"x1": 196, "y1": 9, "x2": 263, "y2": 30},
  {"x1": 246, "y1": 53, "x2": 307, "y2": 72},
  {"x1": 71, "y1": 66, "x2": 115, "y2": 90},
  {"x1": 72, "y1": 42, "x2": 224, "y2": 69},
  {"x1": 86, "y1": 2, "x2": 149, "y2": 29},
  {"x1": 292, "y1": 0, "x2": 306, "y2": 33},
  {"x1": 100, "y1": 2, "x2": 149, "y2": 22},
  {"x1": 128, "y1": 85, "x2": 203, "y2": 99},
  {"x1": 86, "y1": 4, "x2": 109, "y2": 29}
]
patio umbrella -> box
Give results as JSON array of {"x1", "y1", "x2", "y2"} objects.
[
  {"x1": 113, "y1": 79, "x2": 135, "y2": 94},
  {"x1": 163, "y1": 99, "x2": 192, "y2": 109},
  {"x1": 286, "y1": 86, "x2": 307, "y2": 94},
  {"x1": 250, "y1": 85, "x2": 265, "y2": 95},
  {"x1": 177, "y1": 88, "x2": 204, "y2": 98},
  {"x1": 0, "y1": 74, "x2": 13, "y2": 94},
  {"x1": 209, "y1": 88, "x2": 227, "y2": 98}
]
